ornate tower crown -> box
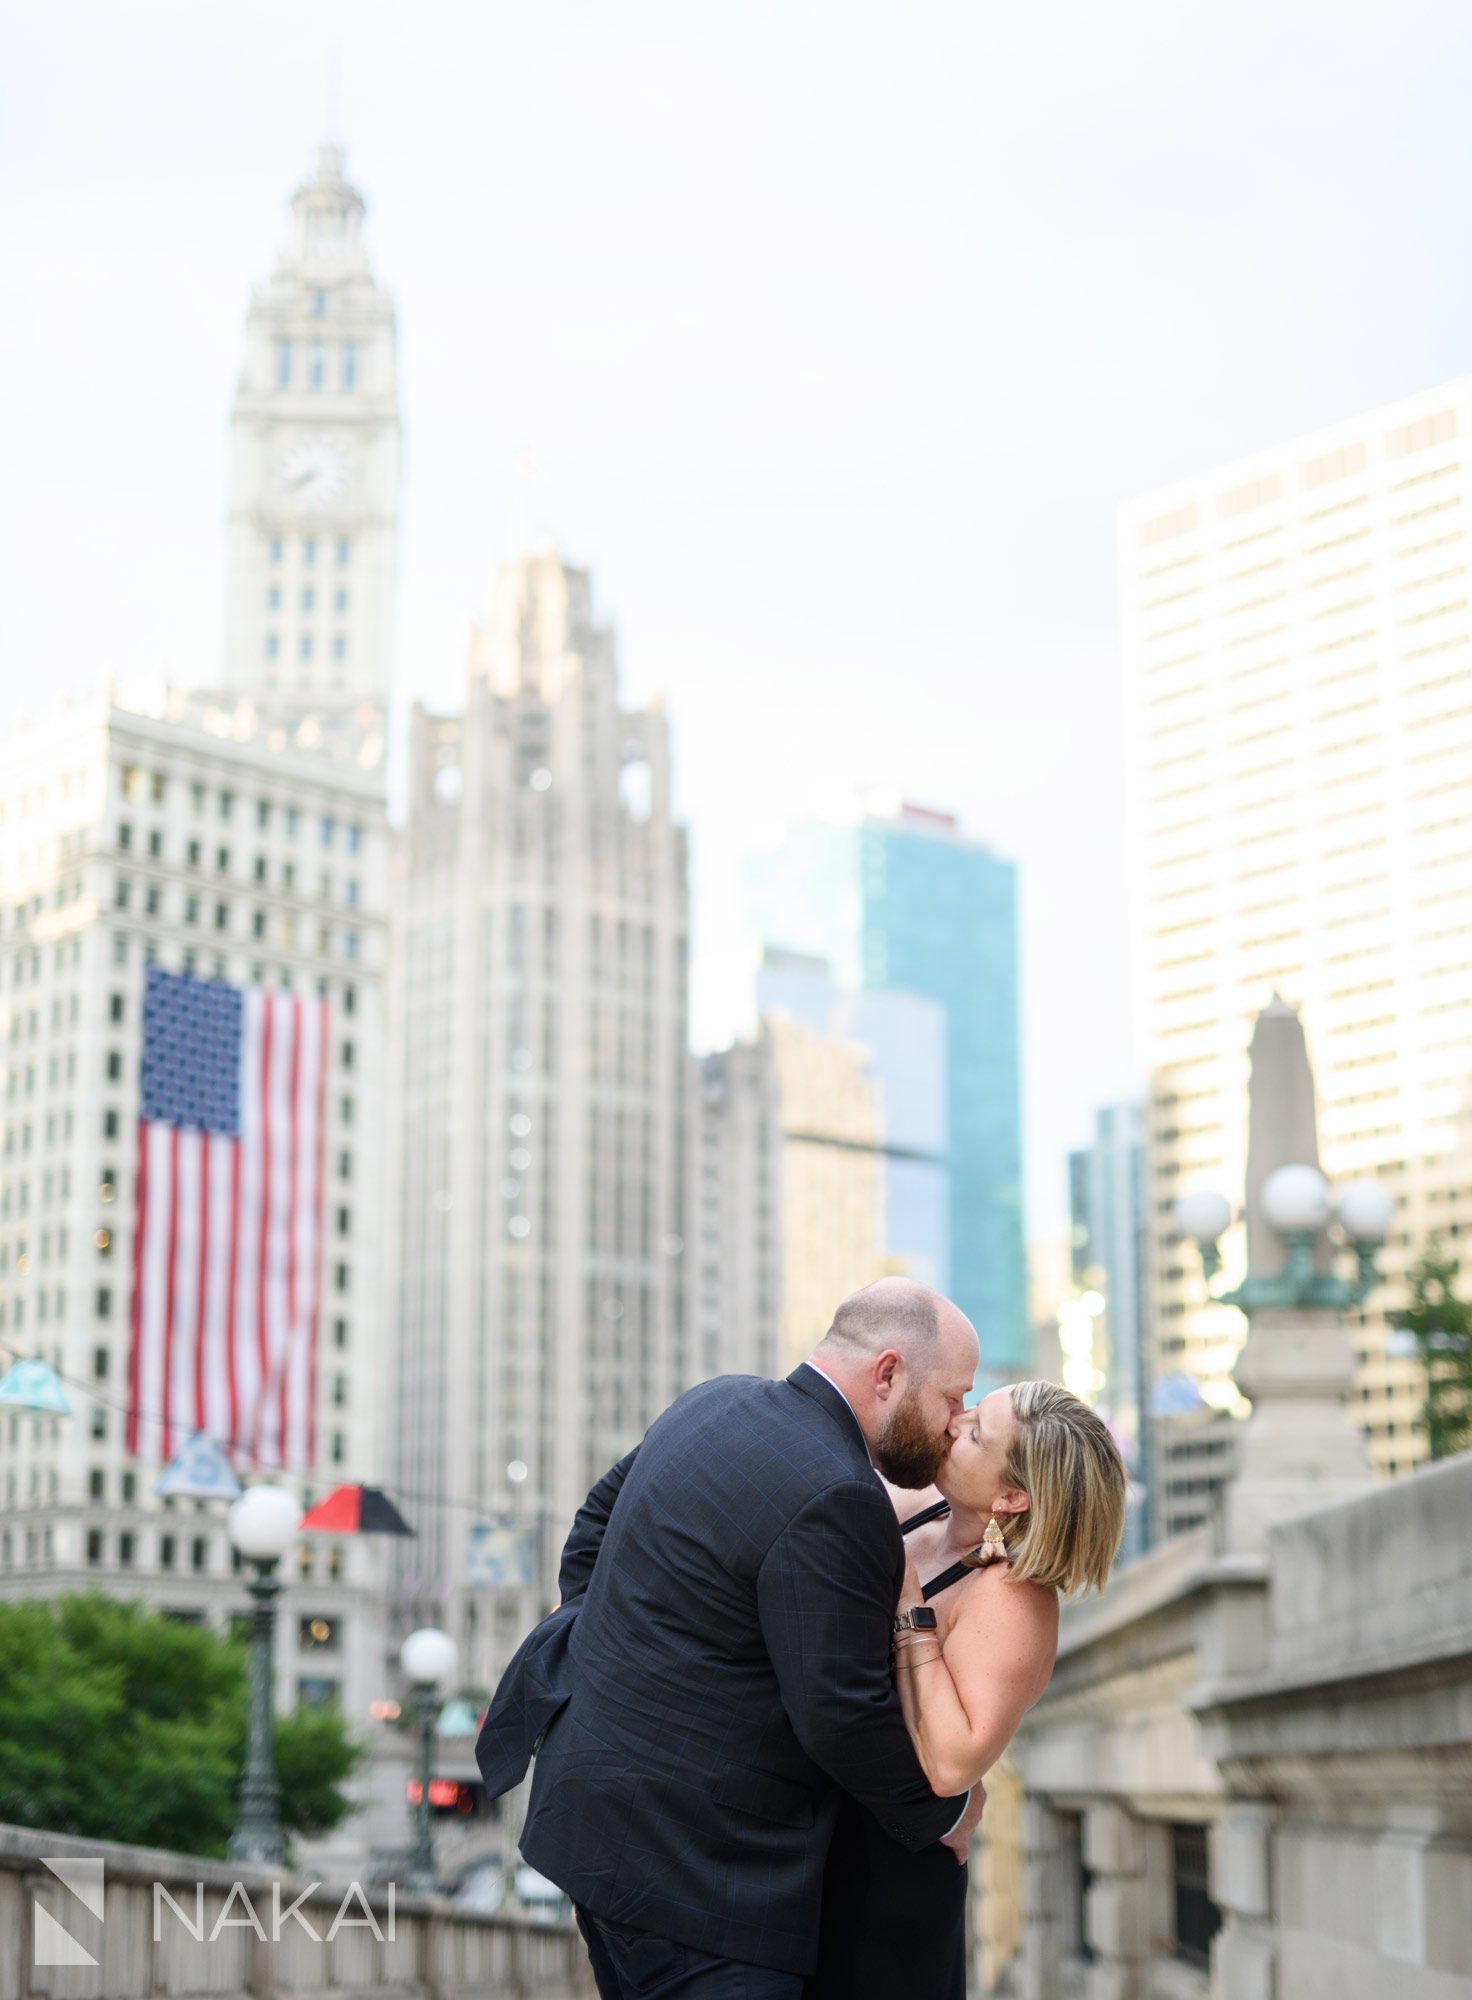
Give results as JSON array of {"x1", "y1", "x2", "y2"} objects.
[
  {"x1": 220, "y1": 144, "x2": 400, "y2": 760},
  {"x1": 284, "y1": 142, "x2": 370, "y2": 276}
]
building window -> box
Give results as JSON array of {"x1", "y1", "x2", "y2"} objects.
[
  {"x1": 105, "y1": 1051, "x2": 122, "y2": 1080},
  {"x1": 144, "y1": 886, "x2": 159, "y2": 917},
  {"x1": 336, "y1": 537, "x2": 350, "y2": 566},
  {"x1": 191, "y1": 1537, "x2": 209, "y2": 1573},
  {"x1": 275, "y1": 339, "x2": 292, "y2": 387},
  {"x1": 160, "y1": 1534, "x2": 176, "y2": 1570},
  {"x1": 304, "y1": 538, "x2": 317, "y2": 565},
  {"x1": 300, "y1": 634, "x2": 313, "y2": 661},
  {"x1": 334, "y1": 588, "x2": 348, "y2": 612},
  {"x1": 1171, "y1": 1824, "x2": 1222, "y2": 1970},
  {"x1": 89, "y1": 1468, "x2": 105, "y2": 1501},
  {"x1": 341, "y1": 342, "x2": 357, "y2": 390},
  {"x1": 333, "y1": 635, "x2": 346, "y2": 661},
  {"x1": 308, "y1": 342, "x2": 325, "y2": 390},
  {"x1": 86, "y1": 1530, "x2": 103, "y2": 1567},
  {"x1": 270, "y1": 537, "x2": 284, "y2": 564},
  {"x1": 302, "y1": 587, "x2": 315, "y2": 613},
  {"x1": 312, "y1": 289, "x2": 326, "y2": 317},
  {"x1": 220, "y1": 791, "x2": 234, "y2": 822}
]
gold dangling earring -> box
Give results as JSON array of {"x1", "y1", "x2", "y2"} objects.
[{"x1": 966, "y1": 1512, "x2": 1009, "y2": 1569}]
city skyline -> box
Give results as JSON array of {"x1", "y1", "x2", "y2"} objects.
[{"x1": 11, "y1": 4, "x2": 1472, "y2": 1232}]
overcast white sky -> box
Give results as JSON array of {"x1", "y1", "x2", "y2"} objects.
[{"x1": 4, "y1": 0, "x2": 1471, "y2": 1238}]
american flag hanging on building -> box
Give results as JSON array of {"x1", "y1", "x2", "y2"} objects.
[{"x1": 126, "y1": 965, "x2": 328, "y2": 1470}]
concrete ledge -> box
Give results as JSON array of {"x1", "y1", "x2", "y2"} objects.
[{"x1": 0, "y1": 1821, "x2": 593, "y2": 2000}]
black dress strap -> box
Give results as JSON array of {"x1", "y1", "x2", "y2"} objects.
[
  {"x1": 899, "y1": 1499, "x2": 950, "y2": 1537},
  {"x1": 921, "y1": 1558, "x2": 973, "y2": 1602},
  {"x1": 899, "y1": 1497, "x2": 998, "y2": 1601}
]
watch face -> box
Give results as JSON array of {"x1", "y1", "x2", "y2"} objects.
[{"x1": 275, "y1": 436, "x2": 352, "y2": 512}]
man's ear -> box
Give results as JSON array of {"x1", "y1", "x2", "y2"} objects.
[{"x1": 872, "y1": 1348, "x2": 903, "y2": 1400}]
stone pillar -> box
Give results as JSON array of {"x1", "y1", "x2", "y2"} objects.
[
  {"x1": 1212, "y1": 1804, "x2": 1277, "y2": 2000},
  {"x1": 1218, "y1": 1306, "x2": 1373, "y2": 1555},
  {"x1": 1017, "y1": 1797, "x2": 1069, "y2": 2000},
  {"x1": 1082, "y1": 1804, "x2": 1147, "y2": 2000}
]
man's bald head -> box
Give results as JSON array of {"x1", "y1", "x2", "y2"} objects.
[
  {"x1": 820, "y1": 1276, "x2": 944, "y2": 1362},
  {"x1": 809, "y1": 1278, "x2": 980, "y2": 1486}
]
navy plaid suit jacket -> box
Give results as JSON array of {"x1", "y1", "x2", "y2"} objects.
[{"x1": 508, "y1": 1367, "x2": 965, "y2": 1976}]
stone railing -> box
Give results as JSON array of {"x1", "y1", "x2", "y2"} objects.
[{"x1": 0, "y1": 1824, "x2": 595, "y2": 2000}]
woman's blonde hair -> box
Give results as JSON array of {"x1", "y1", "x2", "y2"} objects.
[{"x1": 995, "y1": 1380, "x2": 1127, "y2": 1597}]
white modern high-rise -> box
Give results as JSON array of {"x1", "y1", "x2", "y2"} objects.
[
  {"x1": 223, "y1": 143, "x2": 399, "y2": 765},
  {"x1": 387, "y1": 549, "x2": 693, "y2": 1688},
  {"x1": 0, "y1": 688, "x2": 389, "y2": 1721},
  {"x1": 1123, "y1": 377, "x2": 1472, "y2": 1508}
]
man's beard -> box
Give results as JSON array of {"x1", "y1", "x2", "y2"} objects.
[{"x1": 873, "y1": 1385, "x2": 950, "y2": 1488}]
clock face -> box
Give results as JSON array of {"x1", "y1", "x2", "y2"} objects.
[{"x1": 274, "y1": 436, "x2": 352, "y2": 512}]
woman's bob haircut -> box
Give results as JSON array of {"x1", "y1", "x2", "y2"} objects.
[{"x1": 996, "y1": 1379, "x2": 1127, "y2": 1597}]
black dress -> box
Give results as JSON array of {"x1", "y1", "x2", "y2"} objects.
[{"x1": 806, "y1": 1501, "x2": 971, "y2": 2000}]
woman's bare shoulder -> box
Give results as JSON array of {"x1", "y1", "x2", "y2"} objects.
[{"x1": 952, "y1": 1564, "x2": 1059, "y2": 1647}]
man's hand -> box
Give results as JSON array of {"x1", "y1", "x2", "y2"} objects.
[{"x1": 940, "y1": 1781, "x2": 985, "y2": 1863}]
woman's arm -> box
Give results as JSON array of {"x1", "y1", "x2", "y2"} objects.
[{"x1": 894, "y1": 1560, "x2": 1057, "y2": 1797}]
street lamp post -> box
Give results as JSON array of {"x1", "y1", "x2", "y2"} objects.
[
  {"x1": 400, "y1": 1626, "x2": 459, "y2": 1895},
  {"x1": 227, "y1": 1484, "x2": 301, "y2": 1865}
]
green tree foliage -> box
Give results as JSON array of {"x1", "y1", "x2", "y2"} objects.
[
  {"x1": 0, "y1": 1595, "x2": 361, "y2": 1857},
  {"x1": 1391, "y1": 1249, "x2": 1472, "y2": 1460}
]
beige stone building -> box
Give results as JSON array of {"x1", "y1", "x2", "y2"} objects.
[
  {"x1": 762, "y1": 1007, "x2": 886, "y2": 1369},
  {"x1": 1123, "y1": 377, "x2": 1472, "y2": 1519}
]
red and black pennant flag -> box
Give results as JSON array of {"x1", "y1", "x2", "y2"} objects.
[{"x1": 300, "y1": 1482, "x2": 415, "y2": 1537}]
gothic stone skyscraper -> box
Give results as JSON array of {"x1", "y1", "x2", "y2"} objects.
[
  {"x1": 388, "y1": 550, "x2": 691, "y2": 1684},
  {"x1": 222, "y1": 143, "x2": 399, "y2": 763}
]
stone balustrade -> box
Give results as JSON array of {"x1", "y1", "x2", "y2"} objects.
[{"x1": 0, "y1": 1824, "x2": 594, "y2": 2000}]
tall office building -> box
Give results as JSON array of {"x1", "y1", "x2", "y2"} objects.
[
  {"x1": 760, "y1": 1002, "x2": 886, "y2": 1371},
  {"x1": 1067, "y1": 1100, "x2": 1150, "y2": 1558},
  {"x1": 689, "y1": 1044, "x2": 783, "y2": 1384},
  {"x1": 0, "y1": 690, "x2": 390, "y2": 1719},
  {"x1": 749, "y1": 804, "x2": 1026, "y2": 1385},
  {"x1": 1123, "y1": 377, "x2": 1472, "y2": 1507},
  {"x1": 758, "y1": 946, "x2": 949, "y2": 1297},
  {"x1": 222, "y1": 143, "x2": 399, "y2": 766},
  {"x1": 387, "y1": 550, "x2": 692, "y2": 1687}
]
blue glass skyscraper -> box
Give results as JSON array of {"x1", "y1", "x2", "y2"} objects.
[{"x1": 748, "y1": 804, "x2": 1026, "y2": 1385}]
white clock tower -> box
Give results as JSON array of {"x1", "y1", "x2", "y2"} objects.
[{"x1": 223, "y1": 144, "x2": 400, "y2": 761}]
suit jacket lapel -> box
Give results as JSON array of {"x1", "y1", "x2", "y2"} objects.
[{"x1": 785, "y1": 1364, "x2": 877, "y2": 1480}]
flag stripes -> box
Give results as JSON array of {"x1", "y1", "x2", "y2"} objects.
[{"x1": 126, "y1": 969, "x2": 328, "y2": 1470}]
